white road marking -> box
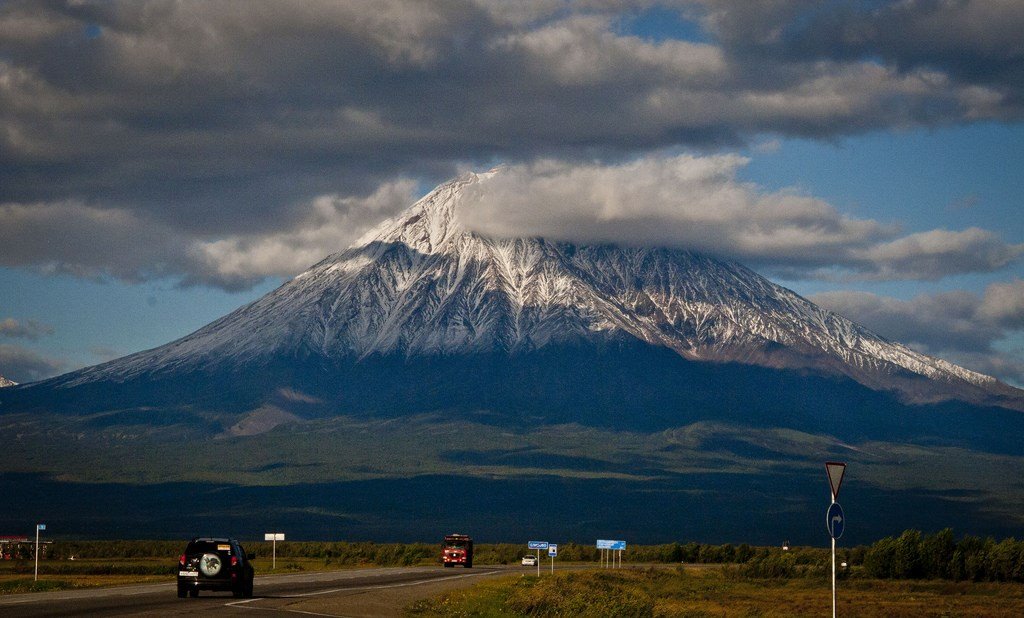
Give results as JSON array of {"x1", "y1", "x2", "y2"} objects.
[{"x1": 224, "y1": 570, "x2": 494, "y2": 616}]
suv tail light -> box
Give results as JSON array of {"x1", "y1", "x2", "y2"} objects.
[
  {"x1": 179, "y1": 553, "x2": 186, "y2": 566},
  {"x1": 231, "y1": 556, "x2": 238, "y2": 567}
]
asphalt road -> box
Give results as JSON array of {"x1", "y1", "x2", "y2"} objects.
[{"x1": 0, "y1": 565, "x2": 516, "y2": 617}]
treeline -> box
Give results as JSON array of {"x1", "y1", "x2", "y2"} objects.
[
  {"x1": 864, "y1": 529, "x2": 1024, "y2": 582},
  {"x1": 31, "y1": 531, "x2": 1024, "y2": 582}
]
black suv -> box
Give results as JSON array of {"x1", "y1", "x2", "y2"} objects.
[{"x1": 177, "y1": 537, "x2": 254, "y2": 598}]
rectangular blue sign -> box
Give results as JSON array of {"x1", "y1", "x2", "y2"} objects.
[
  {"x1": 597, "y1": 539, "x2": 626, "y2": 550},
  {"x1": 528, "y1": 541, "x2": 549, "y2": 550}
]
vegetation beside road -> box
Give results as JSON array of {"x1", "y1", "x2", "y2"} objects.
[
  {"x1": 407, "y1": 567, "x2": 1024, "y2": 617},
  {"x1": 5, "y1": 529, "x2": 1024, "y2": 597}
]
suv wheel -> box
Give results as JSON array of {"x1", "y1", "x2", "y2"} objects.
[
  {"x1": 189, "y1": 589, "x2": 199, "y2": 598},
  {"x1": 177, "y1": 585, "x2": 187, "y2": 598}
]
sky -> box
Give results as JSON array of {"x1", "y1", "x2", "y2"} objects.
[{"x1": 1, "y1": 0, "x2": 1023, "y2": 387}]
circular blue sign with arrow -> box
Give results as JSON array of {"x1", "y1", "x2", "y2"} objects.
[{"x1": 826, "y1": 502, "x2": 845, "y2": 539}]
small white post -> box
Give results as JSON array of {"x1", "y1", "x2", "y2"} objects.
[{"x1": 266, "y1": 532, "x2": 284, "y2": 570}]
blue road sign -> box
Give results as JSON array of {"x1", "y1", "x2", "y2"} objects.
[
  {"x1": 596, "y1": 539, "x2": 614, "y2": 549},
  {"x1": 528, "y1": 541, "x2": 549, "y2": 550},
  {"x1": 610, "y1": 540, "x2": 626, "y2": 550},
  {"x1": 548, "y1": 545, "x2": 558, "y2": 557},
  {"x1": 827, "y1": 502, "x2": 845, "y2": 539}
]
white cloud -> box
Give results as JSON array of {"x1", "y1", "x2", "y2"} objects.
[
  {"x1": 810, "y1": 281, "x2": 1024, "y2": 386},
  {"x1": 855, "y1": 228, "x2": 1024, "y2": 281},
  {"x1": 188, "y1": 179, "x2": 418, "y2": 287},
  {"x1": 0, "y1": 318, "x2": 54, "y2": 340},
  {"x1": 458, "y1": 155, "x2": 1022, "y2": 280}
]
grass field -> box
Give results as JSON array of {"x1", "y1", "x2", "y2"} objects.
[{"x1": 407, "y1": 567, "x2": 1024, "y2": 617}]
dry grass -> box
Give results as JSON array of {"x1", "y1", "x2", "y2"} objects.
[{"x1": 408, "y1": 566, "x2": 1024, "y2": 617}]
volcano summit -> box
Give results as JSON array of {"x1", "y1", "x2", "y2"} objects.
[
  {"x1": 2, "y1": 172, "x2": 1023, "y2": 542},
  {"x1": 25, "y1": 171, "x2": 1022, "y2": 409}
]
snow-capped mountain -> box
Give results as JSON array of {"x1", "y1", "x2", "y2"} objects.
[
  {"x1": 0, "y1": 375, "x2": 16, "y2": 388},
  {"x1": 45, "y1": 172, "x2": 1020, "y2": 408}
]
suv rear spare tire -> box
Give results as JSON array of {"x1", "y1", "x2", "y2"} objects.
[{"x1": 199, "y1": 553, "x2": 223, "y2": 577}]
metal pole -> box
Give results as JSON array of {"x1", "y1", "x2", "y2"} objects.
[
  {"x1": 832, "y1": 534, "x2": 836, "y2": 618},
  {"x1": 34, "y1": 525, "x2": 39, "y2": 582},
  {"x1": 551, "y1": 553, "x2": 554, "y2": 574},
  {"x1": 537, "y1": 549, "x2": 540, "y2": 577},
  {"x1": 831, "y1": 491, "x2": 837, "y2": 618},
  {"x1": 273, "y1": 538, "x2": 277, "y2": 570}
]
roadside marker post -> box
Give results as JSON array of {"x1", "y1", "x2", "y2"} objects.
[
  {"x1": 825, "y1": 462, "x2": 847, "y2": 618},
  {"x1": 34, "y1": 524, "x2": 45, "y2": 582},
  {"x1": 548, "y1": 544, "x2": 557, "y2": 573},
  {"x1": 264, "y1": 532, "x2": 285, "y2": 570},
  {"x1": 528, "y1": 541, "x2": 548, "y2": 577}
]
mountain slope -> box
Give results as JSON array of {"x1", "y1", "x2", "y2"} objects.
[
  {"x1": 3, "y1": 171, "x2": 1024, "y2": 543},
  {"x1": 42, "y1": 171, "x2": 1020, "y2": 410},
  {"x1": 0, "y1": 375, "x2": 15, "y2": 388}
]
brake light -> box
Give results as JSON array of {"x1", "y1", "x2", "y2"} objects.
[
  {"x1": 231, "y1": 556, "x2": 238, "y2": 567},
  {"x1": 179, "y1": 554, "x2": 186, "y2": 566}
]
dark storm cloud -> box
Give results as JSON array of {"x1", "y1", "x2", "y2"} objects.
[
  {"x1": 1, "y1": 0, "x2": 1022, "y2": 288},
  {"x1": 0, "y1": 343, "x2": 66, "y2": 383},
  {"x1": 811, "y1": 279, "x2": 1024, "y2": 385},
  {"x1": 0, "y1": 178, "x2": 416, "y2": 289},
  {"x1": 699, "y1": 0, "x2": 1024, "y2": 116}
]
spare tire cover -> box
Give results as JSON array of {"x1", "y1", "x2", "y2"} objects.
[{"x1": 199, "y1": 553, "x2": 223, "y2": 577}]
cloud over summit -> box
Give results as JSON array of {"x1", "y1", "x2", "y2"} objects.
[{"x1": 458, "y1": 156, "x2": 1023, "y2": 281}]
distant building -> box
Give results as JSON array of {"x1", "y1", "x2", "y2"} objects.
[{"x1": 0, "y1": 535, "x2": 48, "y2": 560}]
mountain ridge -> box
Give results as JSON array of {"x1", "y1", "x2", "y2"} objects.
[{"x1": 36, "y1": 171, "x2": 1021, "y2": 410}]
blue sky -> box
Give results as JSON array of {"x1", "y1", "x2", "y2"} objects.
[{"x1": 2, "y1": 1, "x2": 1023, "y2": 386}]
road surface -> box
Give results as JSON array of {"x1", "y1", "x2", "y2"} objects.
[{"x1": 0, "y1": 565, "x2": 516, "y2": 617}]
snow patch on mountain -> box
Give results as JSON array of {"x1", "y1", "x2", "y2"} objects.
[{"x1": 0, "y1": 375, "x2": 16, "y2": 388}]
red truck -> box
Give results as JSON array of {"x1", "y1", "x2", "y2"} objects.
[{"x1": 441, "y1": 534, "x2": 473, "y2": 568}]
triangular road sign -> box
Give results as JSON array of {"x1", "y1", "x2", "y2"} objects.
[{"x1": 825, "y1": 461, "x2": 846, "y2": 501}]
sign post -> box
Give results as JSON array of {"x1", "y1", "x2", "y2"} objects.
[
  {"x1": 825, "y1": 462, "x2": 847, "y2": 618},
  {"x1": 548, "y1": 544, "x2": 557, "y2": 573},
  {"x1": 264, "y1": 533, "x2": 285, "y2": 570},
  {"x1": 597, "y1": 540, "x2": 626, "y2": 568},
  {"x1": 34, "y1": 524, "x2": 45, "y2": 582},
  {"x1": 528, "y1": 541, "x2": 548, "y2": 577}
]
